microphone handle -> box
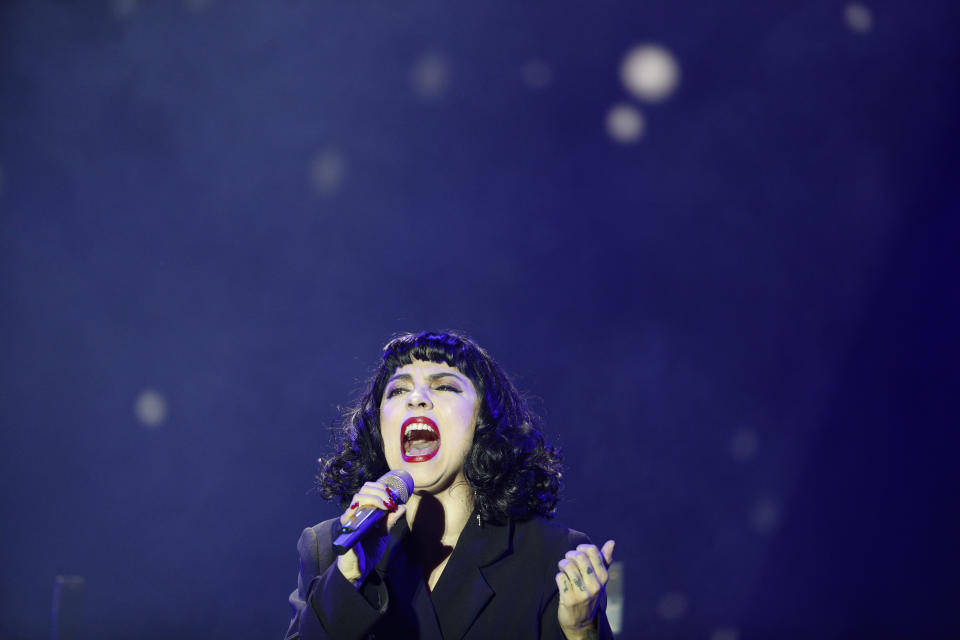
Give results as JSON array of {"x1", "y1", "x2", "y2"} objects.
[
  {"x1": 331, "y1": 469, "x2": 412, "y2": 555},
  {"x1": 332, "y1": 504, "x2": 386, "y2": 555}
]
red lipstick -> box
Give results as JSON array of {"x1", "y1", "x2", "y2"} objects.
[{"x1": 400, "y1": 416, "x2": 441, "y2": 463}]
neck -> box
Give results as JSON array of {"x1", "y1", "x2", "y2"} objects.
[{"x1": 404, "y1": 477, "x2": 475, "y2": 546}]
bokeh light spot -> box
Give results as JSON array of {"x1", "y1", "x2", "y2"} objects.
[
  {"x1": 711, "y1": 628, "x2": 741, "y2": 640},
  {"x1": 750, "y1": 498, "x2": 781, "y2": 535},
  {"x1": 620, "y1": 44, "x2": 680, "y2": 103},
  {"x1": 135, "y1": 389, "x2": 167, "y2": 428},
  {"x1": 657, "y1": 592, "x2": 688, "y2": 620},
  {"x1": 309, "y1": 149, "x2": 346, "y2": 196},
  {"x1": 606, "y1": 562, "x2": 625, "y2": 634},
  {"x1": 845, "y1": 3, "x2": 874, "y2": 33},
  {"x1": 185, "y1": 0, "x2": 214, "y2": 12},
  {"x1": 113, "y1": 0, "x2": 139, "y2": 18},
  {"x1": 522, "y1": 59, "x2": 553, "y2": 89},
  {"x1": 730, "y1": 427, "x2": 759, "y2": 461},
  {"x1": 606, "y1": 103, "x2": 645, "y2": 143},
  {"x1": 411, "y1": 52, "x2": 450, "y2": 100}
]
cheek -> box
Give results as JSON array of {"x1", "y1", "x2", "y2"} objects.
[
  {"x1": 458, "y1": 401, "x2": 480, "y2": 437},
  {"x1": 379, "y1": 409, "x2": 397, "y2": 442},
  {"x1": 467, "y1": 397, "x2": 481, "y2": 429},
  {"x1": 379, "y1": 418, "x2": 401, "y2": 463}
]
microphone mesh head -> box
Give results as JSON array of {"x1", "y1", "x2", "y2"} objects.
[{"x1": 382, "y1": 470, "x2": 414, "y2": 503}]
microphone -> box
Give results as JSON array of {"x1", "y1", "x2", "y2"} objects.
[{"x1": 333, "y1": 469, "x2": 414, "y2": 555}]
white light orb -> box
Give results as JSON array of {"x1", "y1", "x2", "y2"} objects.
[
  {"x1": 712, "y1": 628, "x2": 741, "y2": 640},
  {"x1": 309, "y1": 149, "x2": 345, "y2": 196},
  {"x1": 730, "y1": 427, "x2": 759, "y2": 461},
  {"x1": 845, "y1": 3, "x2": 874, "y2": 33},
  {"x1": 522, "y1": 59, "x2": 553, "y2": 89},
  {"x1": 185, "y1": 0, "x2": 214, "y2": 12},
  {"x1": 411, "y1": 52, "x2": 450, "y2": 100},
  {"x1": 606, "y1": 103, "x2": 646, "y2": 143},
  {"x1": 605, "y1": 562, "x2": 625, "y2": 634},
  {"x1": 750, "y1": 498, "x2": 780, "y2": 535},
  {"x1": 135, "y1": 389, "x2": 167, "y2": 428},
  {"x1": 113, "y1": 0, "x2": 138, "y2": 17},
  {"x1": 657, "y1": 592, "x2": 689, "y2": 620},
  {"x1": 620, "y1": 44, "x2": 681, "y2": 103}
]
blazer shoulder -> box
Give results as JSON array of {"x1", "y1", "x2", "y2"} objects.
[
  {"x1": 512, "y1": 516, "x2": 593, "y2": 558},
  {"x1": 296, "y1": 517, "x2": 339, "y2": 568}
]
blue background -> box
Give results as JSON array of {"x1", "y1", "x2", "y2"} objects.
[{"x1": 1, "y1": 1, "x2": 958, "y2": 638}]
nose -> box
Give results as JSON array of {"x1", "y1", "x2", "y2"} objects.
[{"x1": 406, "y1": 386, "x2": 433, "y2": 409}]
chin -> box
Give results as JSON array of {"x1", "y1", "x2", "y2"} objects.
[
  {"x1": 408, "y1": 466, "x2": 443, "y2": 487},
  {"x1": 408, "y1": 467, "x2": 454, "y2": 494}
]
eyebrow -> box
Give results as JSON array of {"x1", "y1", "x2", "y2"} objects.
[{"x1": 386, "y1": 372, "x2": 467, "y2": 385}]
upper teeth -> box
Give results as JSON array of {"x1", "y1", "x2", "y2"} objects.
[{"x1": 405, "y1": 423, "x2": 434, "y2": 436}]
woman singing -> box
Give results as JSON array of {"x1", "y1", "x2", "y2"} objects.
[{"x1": 286, "y1": 331, "x2": 615, "y2": 639}]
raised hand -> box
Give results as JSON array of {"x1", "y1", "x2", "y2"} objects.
[
  {"x1": 555, "y1": 540, "x2": 616, "y2": 640},
  {"x1": 335, "y1": 480, "x2": 407, "y2": 587}
]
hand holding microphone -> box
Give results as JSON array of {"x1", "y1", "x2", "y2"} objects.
[{"x1": 334, "y1": 470, "x2": 414, "y2": 587}]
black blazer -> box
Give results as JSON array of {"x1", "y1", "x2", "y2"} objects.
[{"x1": 285, "y1": 514, "x2": 613, "y2": 640}]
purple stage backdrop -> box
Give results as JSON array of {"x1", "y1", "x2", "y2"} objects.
[{"x1": 1, "y1": 1, "x2": 958, "y2": 638}]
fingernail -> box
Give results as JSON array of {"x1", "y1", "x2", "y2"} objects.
[{"x1": 350, "y1": 502, "x2": 359, "y2": 509}]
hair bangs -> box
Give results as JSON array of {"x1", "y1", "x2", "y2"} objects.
[{"x1": 381, "y1": 331, "x2": 483, "y2": 386}]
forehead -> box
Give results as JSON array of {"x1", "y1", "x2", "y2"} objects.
[{"x1": 389, "y1": 359, "x2": 466, "y2": 379}]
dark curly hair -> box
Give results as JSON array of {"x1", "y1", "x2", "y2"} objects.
[{"x1": 316, "y1": 331, "x2": 563, "y2": 524}]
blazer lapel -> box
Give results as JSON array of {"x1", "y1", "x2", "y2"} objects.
[{"x1": 430, "y1": 516, "x2": 513, "y2": 640}]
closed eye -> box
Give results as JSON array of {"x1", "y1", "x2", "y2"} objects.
[
  {"x1": 385, "y1": 387, "x2": 408, "y2": 398},
  {"x1": 435, "y1": 384, "x2": 461, "y2": 393}
]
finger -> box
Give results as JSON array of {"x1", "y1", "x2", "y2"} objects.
[
  {"x1": 339, "y1": 500, "x2": 362, "y2": 525},
  {"x1": 577, "y1": 544, "x2": 609, "y2": 585},
  {"x1": 385, "y1": 504, "x2": 407, "y2": 530},
  {"x1": 557, "y1": 558, "x2": 588, "y2": 596},
  {"x1": 554, "y1": 572, "x2": 574, "y2": 602},
  {"x1": 360, "y1": 481, "x2": 395, "y2": 504},
  {"x1": 355, "y1": 482, "x2": 397, "y2": 509},
  {"x1": 566, "y1": 550, "x2": 601, "y2": 591},
  {"x1": 600, "y1": 539, "x2": 616, "y2": 565},
  {"x1": 339, "y1": 485, "x2": 396, "y2": 524}
]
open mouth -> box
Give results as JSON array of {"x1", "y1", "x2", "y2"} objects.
[{"x1": 401, "y1": 417, "x2": 440, "y2": 463}]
